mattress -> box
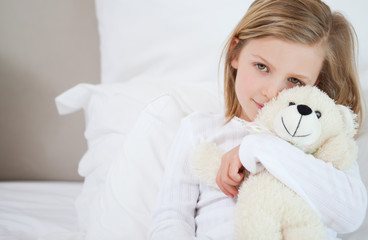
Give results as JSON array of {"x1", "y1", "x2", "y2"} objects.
[
  {"x1": 0, "y1": 181, "x2": 83, "y2": 240},
  {"x1": 0, "y1": 180, "x2": 366, "y2": 240}
]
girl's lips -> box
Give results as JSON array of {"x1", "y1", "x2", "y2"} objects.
[{"x1": 253, "y1": 99, "x2": 264, "y2": 109}]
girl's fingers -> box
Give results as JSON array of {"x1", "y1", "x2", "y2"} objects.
[
  {"x1": 216, "y1": 146, "x2": 244, "y2": 198},
  {"x1": 221, "y1": 186, "x2": 234, "y2": 198},
  {"x1": 229, "y1": 162, "x2": 243, "y2": 182},
  {"x1": 223, "y1": 174, "x2": 240, "y2": 186},
  {"x1": 217, "y1": 178, "x2": 237, "y2": 198},
  {"x1": 217, "y1": 168, "x2": 241, "y2": 198},
  {"x1": 216, "y1": 176, "x2": 233, "y2": 198},
  {"x1": 222, "y1": 178, "x2": 238, "y2": 195},
  {"x1": 216, "y1": 163, "x2": 235, "y2": 198},
  {"x1": 224, "y1": 184, "x2": 238, "y2": 198}
]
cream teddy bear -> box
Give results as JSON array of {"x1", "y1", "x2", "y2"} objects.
[{"x1": 190, "y1": 86, "x2": 358, "y2": 240}]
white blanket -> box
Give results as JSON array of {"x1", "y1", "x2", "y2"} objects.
[{"x1": 0, "y1": 181, "x2": 82, "y2": 240}]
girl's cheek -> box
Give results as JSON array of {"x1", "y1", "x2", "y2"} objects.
[{"x1": 285, "y1": 81, "x2": 299, "y2": 89}]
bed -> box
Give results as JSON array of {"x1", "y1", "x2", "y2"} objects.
[{"x1": 1, "y1": 0, "x2": 368, "y2": 239}]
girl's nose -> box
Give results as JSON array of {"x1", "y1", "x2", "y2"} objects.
[{"x1": 262, "y1": 81, "x2": 284, "y2": 100}]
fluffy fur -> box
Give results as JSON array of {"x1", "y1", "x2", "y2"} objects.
[{"x1": 190, "y1": 86, "x2": 358, "y2": 240}]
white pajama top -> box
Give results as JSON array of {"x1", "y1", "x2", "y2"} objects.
[{"x1": 148, "y1": 112, "x2": 367, "y2": 240}]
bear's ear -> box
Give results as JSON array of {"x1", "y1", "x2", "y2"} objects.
[{"x1": 336, "y1": 105, "x2": 358, "y2": 138}]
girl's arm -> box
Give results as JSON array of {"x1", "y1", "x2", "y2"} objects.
[
  {"x1": 149, "y1": 117, "x2": 225, "y2": 240},
  {"x1": 148, "y1": 118, "x2": 199, "y2": 240},
  {"x1": 238, "y1": 133, "x2": 367, "y2": 234}
]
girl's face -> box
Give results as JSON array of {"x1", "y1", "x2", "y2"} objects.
[{"x1": 231, "y1": 37, "x2": 325, "y2": 121}]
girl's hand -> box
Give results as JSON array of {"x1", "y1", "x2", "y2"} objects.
[{"x1": 216, "y1": 145, "x2": 246, "y2": 198}]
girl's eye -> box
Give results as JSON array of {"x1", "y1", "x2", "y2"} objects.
[
  {"x1": 288, "y1": 77, "x2": 303, "y2": 86},
  {"x1": 256, "y1": 63, "x2": 268, "y2": 72}
]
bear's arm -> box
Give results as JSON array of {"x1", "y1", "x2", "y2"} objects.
[{"x1": 238, "y1": 133, "x2": 367, "y2": 234}]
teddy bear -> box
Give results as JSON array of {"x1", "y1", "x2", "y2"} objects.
[{"x1": 190, "y1": 86, "x2": 358, "y2": 240}]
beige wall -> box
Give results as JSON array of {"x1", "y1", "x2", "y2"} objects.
[{"x1": 0, "y1": 0, "x2": 100, "y2": 181}]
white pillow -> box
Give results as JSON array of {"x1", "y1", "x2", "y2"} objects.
[
  {"x1": 95, "y1": 0, "x2": 368, "y2": 90},
  {"x1": 56, "y1": 81, "x2": 221, "y2": 147},
  {"x1": 56, "y1": 82, "x2": 167, "y2": 231},
  {"x1": 56, "y1": 81, "x2": 223, "y2": 239},
  {"x1": 79, "y1": 94, "x2": 221, "y2": 239},
  {"x1": 95, "y1": 0, "x2": 253, "y2": 84},
  {"x1": 82, "y1": 95, "x2": 187, "y2": 239},
  {"x1": 56, "y1": 82, "x2": 169, "y2": 143}
]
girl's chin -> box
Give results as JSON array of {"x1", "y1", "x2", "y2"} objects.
[{"x1": 239, "y1": 112, "x2": 253, "y2": 122}]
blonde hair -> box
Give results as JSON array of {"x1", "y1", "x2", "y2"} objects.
[{"x1": 223, "y1": 0, "x2": 364, "y2": 130}]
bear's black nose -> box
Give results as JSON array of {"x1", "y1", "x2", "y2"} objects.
[{"x1": 297, "y1": 104, "x2": 312, "y2": 116}]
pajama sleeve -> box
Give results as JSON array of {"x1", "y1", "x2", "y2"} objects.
[
  {"x1": 148, "y1": 118, "x2": 212, "y2": 240},
  {"x1": 239, "y1": 133, "x2": 367, "y2": 234}
]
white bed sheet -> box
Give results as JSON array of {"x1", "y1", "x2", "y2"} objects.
[{"x1": 0, "y1": 181, "x2": 83, "y2": 240}]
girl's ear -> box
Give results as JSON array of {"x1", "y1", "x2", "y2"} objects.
[
  {"x1": 230, "y1": 38, "x2": 240, "y2": 69},
  {"x1": 230, "y1": 37, "x2": 239, "y2": 50}
]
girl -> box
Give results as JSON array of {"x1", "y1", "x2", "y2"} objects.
[{"x1": 148, "y1": 0, "x2": 367, "y2": 239}]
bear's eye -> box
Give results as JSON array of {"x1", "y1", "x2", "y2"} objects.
[
  {"x1": 315, "y1": 111, "x2": 322, "y2": 119},
  {"x1": 289, "y1": 102, "x2": 296, "y2": 106}
]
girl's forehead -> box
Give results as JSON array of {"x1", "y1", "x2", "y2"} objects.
[{"x1": 243, "y1": 37, "x2": 324, "y2": 56}]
